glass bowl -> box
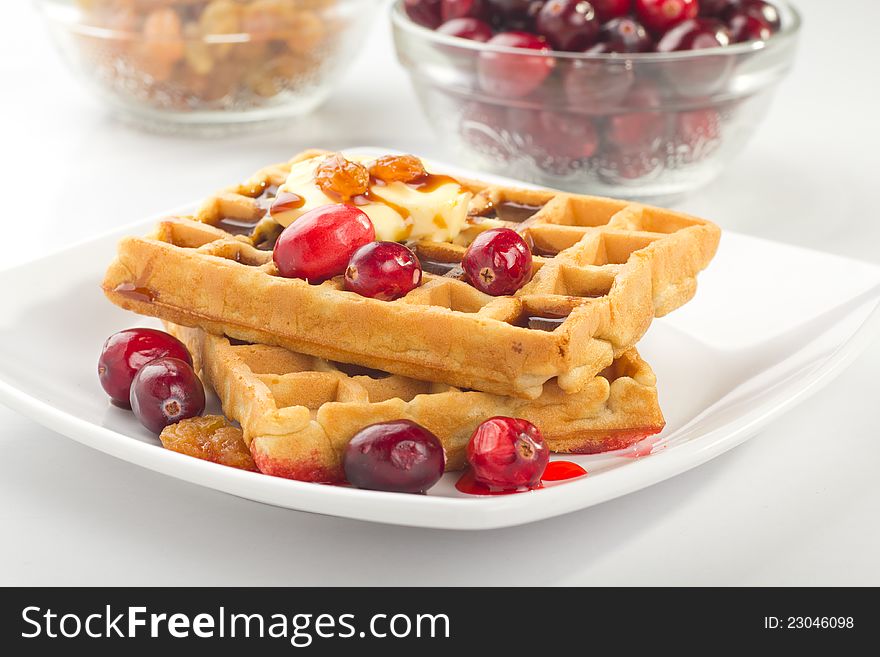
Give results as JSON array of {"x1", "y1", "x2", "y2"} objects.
[
  {"x1": 391, "y1": 0, "x2": 801, "y2": 202},
  {"x1": 38, "y1": 0, "x2": 373, "y2": 133}
]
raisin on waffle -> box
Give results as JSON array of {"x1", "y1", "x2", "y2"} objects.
[
  {"x1": 166, "y1": 323, "x2": 665, "y2": 483},
  {"x1": 104, "y1": 150, "x2": 719, "y2": 399}
]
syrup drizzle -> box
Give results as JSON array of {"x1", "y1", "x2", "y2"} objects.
[
  {"x1": 513, "y1": 310, "x2": 570, "y2": 331},
  {"x1": 351, "y1": 189, "x2": 412, "y2": 220},
  {"x1": 493, "y1": 200, "x2": 544, "y2": 224},
  {"x1": 215, "y1": 183, "x2": 281, "y2": 237},
  {"x1": 454, "y1": 470, "x2": 543, "y2": 496},
  {"x1": 269, "y1": 191, "x2": 305, "y2": 216},
  {"x1": 216, "y1": 216, "x2": 263, "y2": 237},
  {"x1": 329, "y1": 361, "x2": 393, "y2": 380},
  {"x1": 530, "y1": 243, "x2": 561, "y2": 258},
  {"x1": 541, "y1": 461, "x2": 588, "y2": 481},
  {"x1": 406, "y1": 173, "x2": 460, "y2": 194},
  {"x1": 417, "y1": 256, "x2": 465, "y2": 278},
  {"x1": 322, "y1": 172, "x2": 461, "y2": 221},
  {"x1": 454, "y1": 460, "x2": 587, "y2": 496},
  {"x1": 113, "y1": 283, "x2": 155, "y2": 303}
]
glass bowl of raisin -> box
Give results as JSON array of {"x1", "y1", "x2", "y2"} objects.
[
  {"x1": 38, "y1": 0, "x2": 373, "y2": 133},
  {"x1": 393, "y1": 0, "x2": 801, "y2": 202}
]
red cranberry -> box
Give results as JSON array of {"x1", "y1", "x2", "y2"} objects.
[
  {"x1": 634, "y1": 0, "x2": 698, "y2": 34},
  {"x1": 467, "y1": 417, "x2": 549, "y2": 490},
  {"x1": 485, "y1": 0, "x2": 542, "y2": 30},
  {"x1": 598, "y1": 147, "x2": 664, "y2": 182},
  {"x1": 675, "y1": 107, "x2": 721, "y2": 159},
  {"x1": 437, "y1": 17, "x2": 494, "y2": 40},
  {"x1": 478, "y1": 31, "x2": 553, "y2": 98},
  {"x1": 459, "y1": 100, "x2": 512, "y2": 157},
  {"x1": 564, "y1": 54, "x2": 635, "y2": 112},
  {"x1": 273, "y1": 204, "x2": 375, "y2": 282},
  {"x1": 699, "y1": 0, "x2": 737, "y2": 17},
  {"x1": 343, "y1": 420, "x2": 445, "y2": 493},
  {"x1": 726, "y1": 9, "x2": 770, "y2": 42},
  {"x1": 607, "y1": 112, "x2": 666, "y2": 152},
  {"x1": 677, "y1": 107, "x2": 721, "y2": 142},
  {"x1": 404, "y1": 0, "x2": 443, "y2": 28},
  {"x1": 130, "y1": 357, "x2": 206, "y2": 434},
  {"x1": 345, "y1": 241, "x2": 422, "y2": 301},
  {"x1": 592, "y1": 0, "x2": 632, "y2": 22},
  {"x1": 534, "y1": 110, "x2": 599, "y2": 159},
  {"x1": 462, "y1": 227, "x2": 532, "y2": 296},
  {"x1": 674, "y1": 107, "x2": 722, "y2": 163},
  {"x1": 605, "y1": 79, "x2": 666, "y2": 152},
  {"x1": 600, "y1": 16, "x2": 653, "y2": 52},
  {"x1": 98, "y1": 328, "x2": 192, "y2": 408},
  {"x1": 535, "y1": 0, "x2": 600, "y2": 51},
  {"x1": 737, "y1": 0, "x2": 780, "y2": 32},
  {"x1": 442, "y1": 0, "x2": 489, "y2": 21},
  {"x1": 507, "y1": 106, "x2": 596, "y2": 174},
  {"x1": 657, "y1": 17, "x2": 731, "y2": 51}
]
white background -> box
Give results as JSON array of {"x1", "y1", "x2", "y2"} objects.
[{"x1": 1, "y1": 0, "x2": 878, "y2": 585}]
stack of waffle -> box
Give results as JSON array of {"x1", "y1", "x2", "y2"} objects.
[{"x1": 103, "y1": 150, "x2": 720, "y2": 482}]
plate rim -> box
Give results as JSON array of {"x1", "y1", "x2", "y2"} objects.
[{"x1": 2, "y1": 156, "x2": 880, "y2": 529}]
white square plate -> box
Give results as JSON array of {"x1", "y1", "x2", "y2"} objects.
[{"x1": 2, "y1": 154, "x2": 879, "y2": 530}]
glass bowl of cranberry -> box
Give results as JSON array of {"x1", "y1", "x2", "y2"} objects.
[
  {"x1": 37, "y1": 0, "x2": 373, "y2": 133},
  {"x1": 393, "y1": 0, "x2": 801, "y2": 201}
]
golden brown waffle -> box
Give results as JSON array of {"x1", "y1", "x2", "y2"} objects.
[
  {"x1": 167, "y1": 323, "x2": 665, "y2": 483},
  {"x1": 104, "y1": 150, "x2": 719, "y2": 399}
]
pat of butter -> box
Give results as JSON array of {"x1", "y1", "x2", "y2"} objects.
[{"x1": 272, "y1": 155, "x2": 472, "y2": 243}]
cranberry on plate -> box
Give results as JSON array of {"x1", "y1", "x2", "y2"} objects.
[
  {"x1": 535, "y1": 0, "x2": 600, "y2": 51},
  {"x1": 462, "y1": 227, "x2": 533, "y2": 296},
  {"x1": 273, "y1": 204, "x2": 375, "y2": 282},
  {"x1": 343, "y1": 420, "x2": 446, "y2": 493},
  {"x1": 345, "y1": 241, "x2": 423, "y2": 301},
  {"x1": 130, "y1": 357, "x2": 206, "y2": 434},
  {"x1": 478, "y1": 31, "x2": 553, "y2": 98},
  {"x1": 98, "y1": 328, "x2": 192, "y2": 408},
  {"x1": 467, "y1": 416, "x2": 550, "y2": 490}
]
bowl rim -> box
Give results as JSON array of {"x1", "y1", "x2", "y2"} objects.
[
  {"x1": 34, "y1": 0, "x2": 358, "y2": 43},
  {"x1": 390, "y1": 0, "x2": 802, "y2": 62}
]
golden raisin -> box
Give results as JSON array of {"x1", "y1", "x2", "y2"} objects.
[
  {"x1": 287, "y1": 10, "x2": 326, "y2": 55},
  {"x1": 142, "y1": 7, "x2": 185, "y2": 65},
  {"x1": 160, "y1": 415, "x2": 258, "y2": 472},
  {"x1": 369, "y1": 154, "x2": 428, "y2": 184},
  {"x1": 314, "y1": 154, "x2": 369, "y2": 200}
]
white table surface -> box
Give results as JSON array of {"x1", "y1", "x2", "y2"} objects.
[{"x1": 2, "y1": 0, "x2": 878, "y2": 586}]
